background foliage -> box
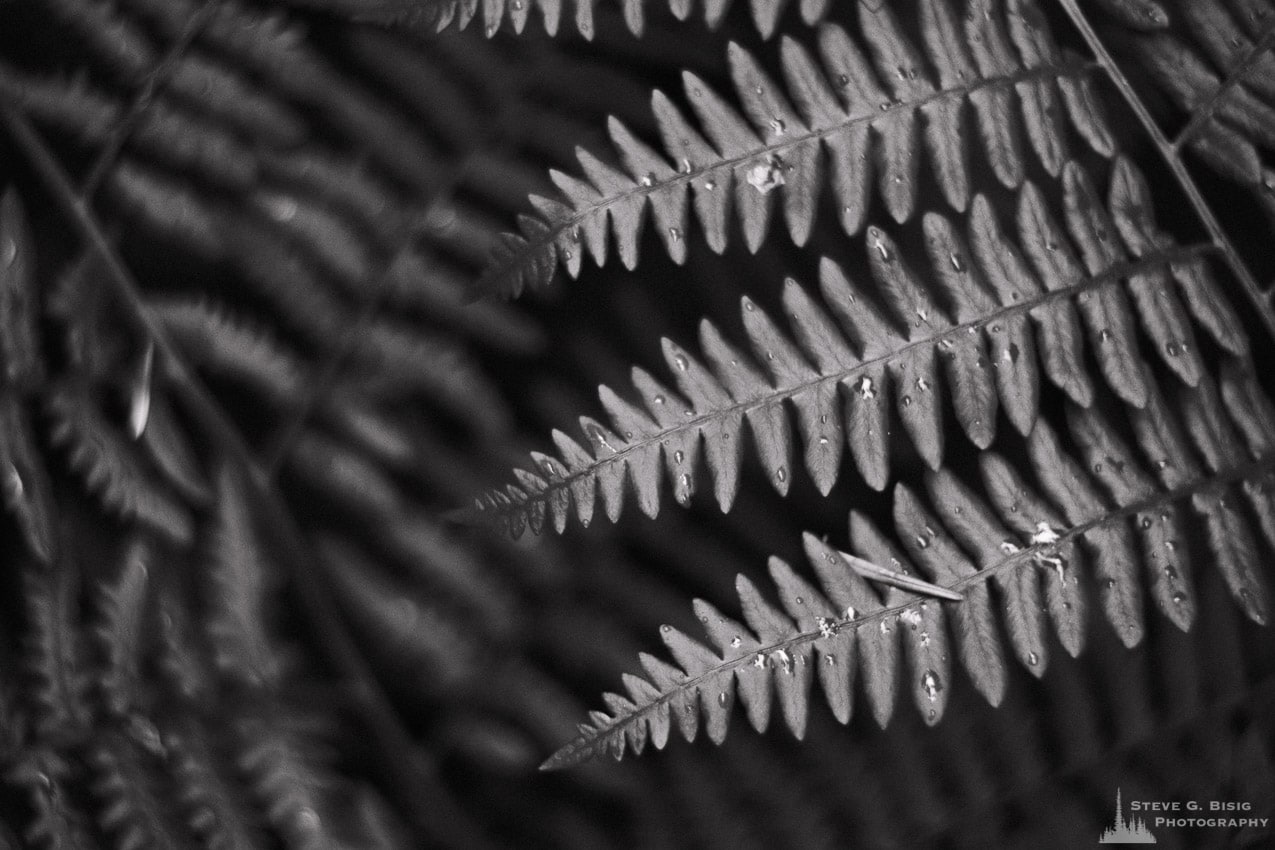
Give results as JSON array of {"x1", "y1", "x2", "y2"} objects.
[{"x1": 0, "y1": 0, "x2": 1272, "y2": 848}]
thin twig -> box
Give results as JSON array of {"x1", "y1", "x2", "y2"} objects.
[{"x1": 1055, "y1": 0, "x2": 1275, "y2": 342}]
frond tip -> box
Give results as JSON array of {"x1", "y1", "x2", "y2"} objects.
[
  {"x1": 543, "y1": 364, "x2": 1275, "y2": 769},
  {"x1": 477, "y1": 157, "x2": 1246, "y2": 538},
  {"x1": 480, "y1": 0, "x2": 1116, "y2": 297}
]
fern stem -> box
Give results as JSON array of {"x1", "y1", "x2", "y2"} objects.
[
  {"x1": 78, "y1": 0, "x2": 219, "y2": 199},
  {"x1": 1055, "y1": 0, "x2": 1275, "y2": 341},
  {"x1": 1171, "y1": 21, "x2": 1275, "y2": 151},
  {"x1": 0, "y1": 105, "x2": 478, "y2": 849}
]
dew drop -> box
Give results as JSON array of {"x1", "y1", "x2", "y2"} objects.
[
  {"x1": 640, "y1": 172, "x2": 656, "y2": 187},
  {"x1": 730, "y1": 635, "x2": 742, "y2": 648},
  {"x1": 921, "y1": 670, "x2": 943, "y2": 701},
  {"x1": 1027, "y1": 651, "x2": 1039, "y2": 666},
  {"x1": 718, "y1": 691, "x2": 728, "y2": 707},
  {"x1": 774, "y1": 466, "x2": 788, "y2": 484},
  {"x1": 768, "y1": 117, "x2": 786, "y2": 136},
  {"x1": 673, "y1": 354, "x2": 689, "y2": 371}
]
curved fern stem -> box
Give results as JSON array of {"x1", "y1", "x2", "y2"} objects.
[
  {"x1": 1056, "y1": 0, "x2": 1275, "y2": 339},
  {"x1": 0, "y1": 104, "x2": 461, "y2": 848}
]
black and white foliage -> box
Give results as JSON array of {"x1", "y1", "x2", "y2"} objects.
[
  {"x1": 0, "y1": 0, "x2": 1273, "y2": 848},
  {"x1": 479, "y1": 157, "x2": 1245, "y2": 534}
]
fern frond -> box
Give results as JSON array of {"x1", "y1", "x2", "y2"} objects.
[
  {"x1": 20, "y1": 560, "x2": 91, "y2": 742},
  {"x1": 89, "y1": 729, "x2": 199, "y2": 849},
  {"x1": 7, "y1": 749, "x2": 97, "y2": 850},
  {"x1": 0, "y1": 391, "x2": 58, "y2": 564},
  {"x1": 164, "y1": 718, "x2": 270, "y2": 850},
  {"x1": 95, "y1": 538, "x2": 153, "y2": 717},
  {"x1": 1123, "y1": 0, "x2": 1275, "y2": 225},
  {"x1": 234, "y1": 711, "x2": 345, "y2": 850},
  {"x1": 542, "y1": 366, "x2": 1275, "y2": 768},
  {"x1": 205, "y1": 464, "x2": 283, "y2": 688},
  {"x1": 150, "y1": 299, "x2": 307, "y2": 407},
  {"x1": 282, "y1": 0, "x2": 833, "y2": 40},
  {"x1": 45, "y1": 380, "x2": 196, "y2": 545},
  {"x1": 0, "y1": 188, "x2": 45, "y2": 391},
  {"x1": 479, "y1": 157, "x2": 1244, "y2": 535},
  {"x1": 480, "y1": 0, "x2": 1116, "y2": 297}
]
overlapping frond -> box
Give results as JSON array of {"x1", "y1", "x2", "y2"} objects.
[
  {"x1": 280, "y1": 0, "x2": 833, "y2": 40},
  {"x1": 480, "y1": 0, "x2": 1117, "y2": 297},
  {"x1": 204, "y1": 465, "x2": 283, "y2": 688},
  {"x1": 94, "y1": 539, "x2": 153, "y2": 716},
  {"x1": 478, "y1": 157, "x2": 1246, "y2": 536},
  {"x1": 1122, "y1": 0, "x2": 1275, "y2": 230},
  {"x1": 544, "y1": 362, "x2": 1275, "y2": 768}
]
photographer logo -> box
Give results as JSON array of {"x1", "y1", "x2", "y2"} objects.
[{"x1": 1099, "y1": 788, "x2": 1156, "y2": 844}]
